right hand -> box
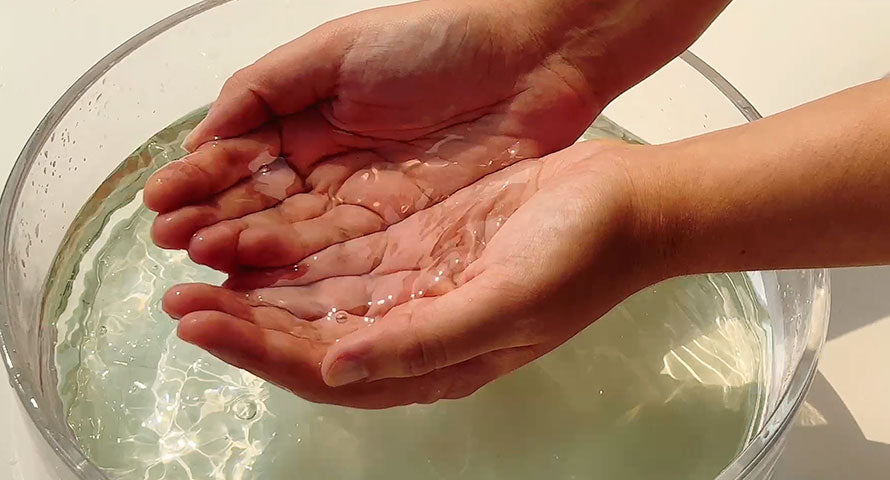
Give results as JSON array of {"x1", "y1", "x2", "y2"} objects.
[{"x1": 162, "y1": 141, "x2": 662, "y2": 408}]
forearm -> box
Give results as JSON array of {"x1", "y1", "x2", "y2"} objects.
[
  {"x1": 633, "y1": 78, "x2": 890, "y2": 276},
  {"x1": 510, "y1": 0, "x2": 732, "y2": 102}
]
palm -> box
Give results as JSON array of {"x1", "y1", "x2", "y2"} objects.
[
  {"x1": 144, "y1": 1, "x2": 598, "y2": 272},
  {"x1": 165, "y1": 142, "x2": 641, "y2": 408}
]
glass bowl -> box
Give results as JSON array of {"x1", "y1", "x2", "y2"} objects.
[{"x1": 0, "y1": 1, "x2": 829, "y2": 479}]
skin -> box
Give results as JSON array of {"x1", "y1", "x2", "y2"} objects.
[
  {"x1": 166, "y1": 77, "x2": 890, "y2": 408},
  {"x1": 164, "y1": 140, "x2": 647, "y2": 408},
  {"x1": 142, "y1": 0, "x2": 778, "y2": 408},
  {"x1": 143, "y1": 0, "x2": 729, "y2": 272}
]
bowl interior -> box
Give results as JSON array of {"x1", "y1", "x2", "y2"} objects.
[{"x1": 0, "y1": 1, "x2": 828, "y2": 479}]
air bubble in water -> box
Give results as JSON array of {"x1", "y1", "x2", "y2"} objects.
[{"x1": 231, "y1": 397, "x2": 258, "y2": 420}]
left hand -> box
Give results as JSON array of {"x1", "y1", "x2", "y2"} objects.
[{"x1": 163, "y1": 141, "x2": 663, "y2": 408}]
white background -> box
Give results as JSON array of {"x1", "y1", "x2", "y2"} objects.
[{"x1": 2, "y1": 0, "x2": 890, "y2": 478}]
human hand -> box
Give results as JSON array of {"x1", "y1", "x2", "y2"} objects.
[
  {"x1": 162, "y1": 141, "x2": 664, "y2": 408},
  {"x1": 142, "y1": 0, "x2": 726, "y2": 272},
  {"x1": 143, "y1": 0, "x2": 601, "y2": 272}
]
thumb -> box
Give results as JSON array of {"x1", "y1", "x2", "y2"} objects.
[
  {"x1": 320, "y1": 272, "x2": 533, "y2": 387},
  {"x1": 184, "y1": 24, "x2": 354, "y2": 151}
]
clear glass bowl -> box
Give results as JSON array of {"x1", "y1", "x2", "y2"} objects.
[{"x1": 0, "y1": 1, "x2": 829, "y2": 479}]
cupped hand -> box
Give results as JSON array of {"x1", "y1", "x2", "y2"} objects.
[
  {"x1": 142, "y1": 0, "x2": 603, "y2": 272},
  {"x1": 163, "y1": 141, "x2": 664, "y2": 408}
]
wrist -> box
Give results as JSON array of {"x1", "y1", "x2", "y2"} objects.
[
  {"x1": 507, "y1": 0, "x2": 732, "y2": 104},
  {"x1": 616, "y1": 142, "x2": 696, "y2": 282},
  {"x1": 575, "y1": 141, "x2": 683, "y2": 287}
]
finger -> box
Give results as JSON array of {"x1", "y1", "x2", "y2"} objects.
[
  {"x1": 250, "y1": 276, "x2": 373, "y2": 320},
  {"x1": 320, "y1": 271, "x2": 533, "y2": 387},
  {"x1": 144, "y1": 127, "x2": 281, "y2": 213},
  {"x1": 151, "y1": 162, "x2": 306, "y2": 249},
  {"x1": 163, "y1": 283, "x2": 301, "y2": 333},
  {"x1": 222, "y1": 176, "x2": 487, "y2": 289},
  {"x1": 179, "y1": 309, "x2": 540, "y2": 409},
  {"x1": 176, "y1": 148, "x2": 381, "y2": 267},
  {"x1": 236, "y1": 204, "x2": 388, "y2": 267},
  {"x1": 224, "y1": 232, "x2": 388, "y2": 289},
  {"x1": 183, "y1": 26, "x2": 352, "y2": 151},
  {"x1": 163, "y1": 283, "x2": 253, "y2": 319},
  {"x1": 324, "y1": 345, "x2": 543, "y2": 409},
  {"x1": 178, "y1": 311, "x2": 326, "y2": 398}
]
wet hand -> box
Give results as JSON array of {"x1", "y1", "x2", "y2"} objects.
[
  {"x1": 163, "y1": 142, "x2": 663, "y2": 408},
  {"x1": 142, "y1": 0, "x2": 602, "y2": 272}
]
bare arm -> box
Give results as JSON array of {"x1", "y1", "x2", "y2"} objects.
[
  {"x1": 630, "y1": 77, "x2": 890, "y2": 277},
  {"x1": 515, "y1": 0, "x2": 734, "y2": 105}
]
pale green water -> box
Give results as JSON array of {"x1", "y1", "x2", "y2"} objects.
[{"x1": 50, "y1": 111, "x2": 772, "y2": 480}]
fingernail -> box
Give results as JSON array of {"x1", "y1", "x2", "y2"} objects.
[
  {"x1": 182, "y1": 129, "x2": 201, "y2": 152},
  {"x1": 324, "y1": 356, "x2": 369, "y2": 387}
]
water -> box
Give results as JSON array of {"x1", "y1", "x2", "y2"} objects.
[{"x1": 50, "y1": 110, "x2": 772, "y2": 480}]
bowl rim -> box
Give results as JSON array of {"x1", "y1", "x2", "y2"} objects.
[{"x1": 0, "y1": 1, "x2": 829, "y2": 479}]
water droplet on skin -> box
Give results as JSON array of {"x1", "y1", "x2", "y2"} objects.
[
  {"x1": 400, "y1": 205, "x2": 409, "y2": 214},
  {"x1": 372, "y1": 201, "x2": 381, "y2": 208},
  {"x1": 402, "y1": 159, "x2": 422, "y2": 169},
  {"x1": 361, "y1": 172, "x2": 370, "y2": 181},
  {"x1": 426, "y1": 134, "x2": 465, "y2": 155},
  {"x1": 251, "y1": 158, "x2": 296, "y2": 200},
  {"x1": 425, "y1": 159, "x2": 453, "y2": 168},
  {"x1": 248, "y1": 151, "x2": 275, "y2": 173},
  {"x1": 334, "y1": 311, "x2": 348, "y2": 324}
]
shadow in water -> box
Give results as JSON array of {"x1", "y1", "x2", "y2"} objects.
[{"x1": 773, "y1": 373, "x2": 890, "y2": 479}]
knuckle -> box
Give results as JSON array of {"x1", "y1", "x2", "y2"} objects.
[{"x1": 227, "y1": 67, "x2": 255, "y2": 90}]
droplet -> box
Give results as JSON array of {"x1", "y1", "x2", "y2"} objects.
[
  {"x1": 97, "y1": 325, "x2": 108, "y2": 335},
  {"x1": 400, "y1": 205, "x2": 409, "y2": 214},
  {"x1": 334, "y1": 311, "x2": 348, "y2": 323},
  {"x1": 425, "y1": 159, "x2": 452, "y2": 168},
  {"x1": 231, "y1": 397, "x2": 258, "y2": 420}
]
